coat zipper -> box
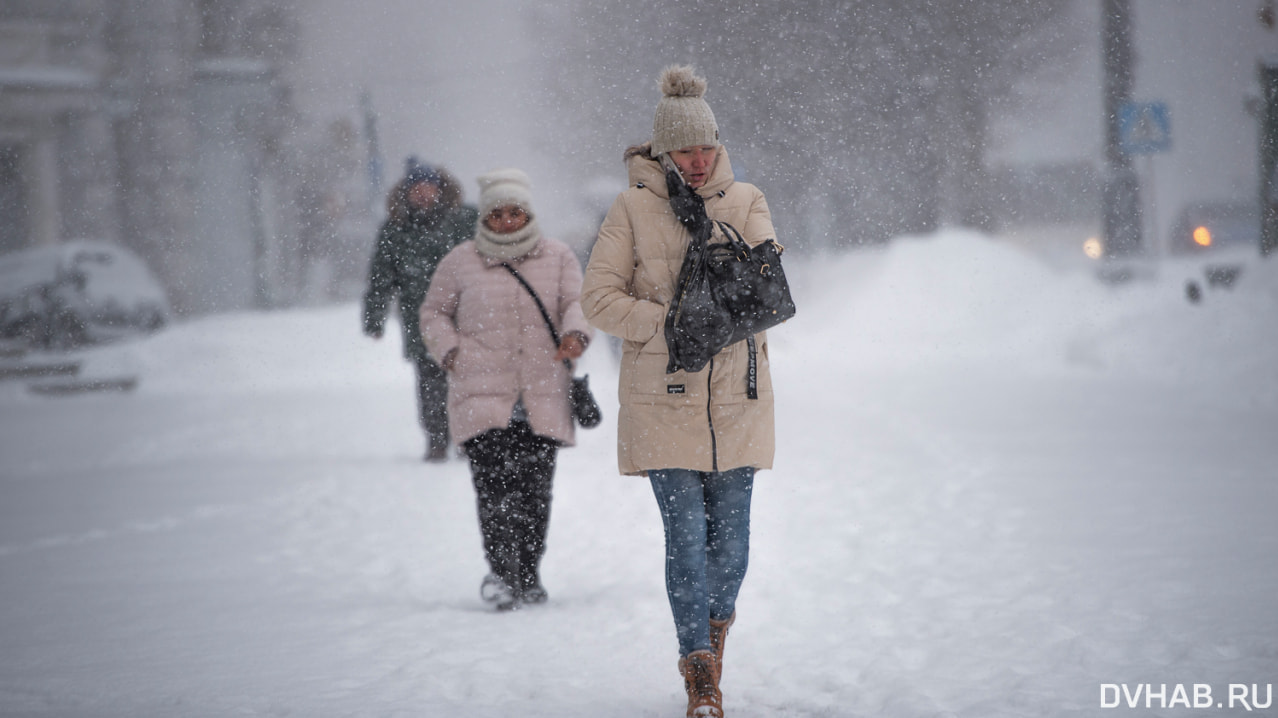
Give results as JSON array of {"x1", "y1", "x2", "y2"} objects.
[{"x1": 706, "y1": 357, "x2": 718, "y2": 471}]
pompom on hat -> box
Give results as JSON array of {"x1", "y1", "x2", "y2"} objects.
[
  {"x1": 650, "y1": 65, "x2": 720, "y2": 157},
  {"x1": 476, "y1": 167, "x2": 535, "y2": 219}
]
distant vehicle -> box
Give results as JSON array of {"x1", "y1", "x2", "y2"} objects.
[
  {"x1": 1167, "y1": 201, "x2": 1260, "y2": 256},
  {"x1": 0, "y1": 240, "x2": 170, "y2": 352},
  {"x1": 1164, "y1": 201, "x2": 1261, "y2": 296}
]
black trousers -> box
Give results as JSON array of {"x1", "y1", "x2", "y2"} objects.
[
  {"x1": 463, "y1": 421, "x2": 558, "y2": 592},
  {"x1": 415, "y1": 357, "x2": 449, "y2": 448}
]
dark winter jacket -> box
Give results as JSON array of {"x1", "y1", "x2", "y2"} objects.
[{"x1": 362, "y1": 203, "x2": 479, "y2": 362}]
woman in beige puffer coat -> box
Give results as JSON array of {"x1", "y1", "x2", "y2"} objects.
[
  {"x1": 581, "y1": 65, "x2": 782, "y2": 718},
  {"x1": 420, "y1": 168, "x2": 592, "y2": 612}
]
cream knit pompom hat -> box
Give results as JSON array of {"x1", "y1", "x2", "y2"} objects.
[
  {"x1": 650, "y1": 65, "x2": 720, "y2": 157},
  {"x1": 477, "y1": 167, "x2": 534, "y2": 219}
]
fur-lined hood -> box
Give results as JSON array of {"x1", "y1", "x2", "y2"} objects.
[
  {"x1": 622, "y1": 142, "x2": 735, "y2": 201},
  {"x1": 385, "y1": 166, "x2": 466, "y2": 225}
]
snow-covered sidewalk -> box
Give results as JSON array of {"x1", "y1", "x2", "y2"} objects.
[{"x1": 2, "y1": 232, "x2": 1276, "y2": 716}]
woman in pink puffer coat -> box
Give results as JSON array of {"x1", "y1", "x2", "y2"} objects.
[{"x1": 419, "y1": 168, "x2": 592, "y2": 611}]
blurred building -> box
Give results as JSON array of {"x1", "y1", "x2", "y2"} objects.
[{"x1": 0, "y1": 0, "x2": 340, "y2": 315}]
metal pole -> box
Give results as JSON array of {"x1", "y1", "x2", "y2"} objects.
[
  {"x1": 360, "y1": 90, "x2": 384, "y2": 216},
  {"x1": 1144, "y1": 153, "x2": 1159, "y2": 258},
  {"x1": 1102, "y1": 0, "x2": 1143, "y2": 258},
  {"x1": 1261, "y1": 57, "x2": 1278, "y2": 257}
]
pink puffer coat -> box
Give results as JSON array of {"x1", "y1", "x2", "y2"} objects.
[{"x1": 419, "y1": 237, "x2": 593, "y2": 447}]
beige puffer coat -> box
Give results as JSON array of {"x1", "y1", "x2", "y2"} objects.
[
  {"x1": 420, "y1": 237, "x2": 593, "y2": 447},
  {"x1": 581, "y1": 145, "x2": 777, "y2": 476}
]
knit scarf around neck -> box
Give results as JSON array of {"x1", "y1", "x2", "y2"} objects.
[{"x1": 474, "y1": 218, "x2": 541, "y2": 260}]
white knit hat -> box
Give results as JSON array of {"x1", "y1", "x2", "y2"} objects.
[
  {"x1": 476, "y1": 168, "x2": 534, "y2": 218},
  {"x1": 651, "y1": 65, "x2": 720, "y2": 157}
]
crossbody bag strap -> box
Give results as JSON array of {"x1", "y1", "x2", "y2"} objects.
[{"x1": 499, "y1": 262, "x2": 571, "y2": 370}]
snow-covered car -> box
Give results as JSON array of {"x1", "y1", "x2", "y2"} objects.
[{"x1": 0, "y1": 240, "x2": 171, "y2": 351}]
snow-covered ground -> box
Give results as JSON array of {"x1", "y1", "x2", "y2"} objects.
[{"x1": 2, "y1": 230, "x2": 1276, "y2": 717}]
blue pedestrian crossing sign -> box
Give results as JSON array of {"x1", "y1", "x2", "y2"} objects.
[{"x1": 1118, "y1": 101, "x2": 1171, "y2": 155}]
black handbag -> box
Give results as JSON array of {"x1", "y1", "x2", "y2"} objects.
[
  {"x1": 664, "y1": 219, "x2": 796, "y2": 374},
  {"x1": 499, "y1": 263, "x2": 602, "y2": 429}
]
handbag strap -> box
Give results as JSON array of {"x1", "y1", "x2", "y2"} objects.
[
  {"x1": 499, "y1": 262, "x2": 572, "y2": 370},
  {"x1": 713, "y1": 220, "x2": 754, "y2": 258}
]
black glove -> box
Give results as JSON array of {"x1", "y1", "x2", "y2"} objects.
[{"x1": 666, "y1": 169, "x2": 713, "y2": 243}]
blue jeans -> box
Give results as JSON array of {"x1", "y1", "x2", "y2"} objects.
[{"x1": 648, "y1": 467, "x2": 755, "y2": 656}]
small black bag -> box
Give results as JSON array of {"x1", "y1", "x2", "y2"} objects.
[
  {"x1": 568, "y1": 374, "x2": 602, "y2": 428},
  {"x1": 664, "y1": 219, "x2": 796, "y2": 374},
  {"x1": 500, "y1": 263, "x2": 602, "y2": 429}
]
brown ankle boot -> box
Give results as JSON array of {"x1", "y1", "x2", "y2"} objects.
[
  {"x1": 678, "y1": 649, "x2": 723, "y2": 717},
  {"x1": 709, "y1": 611, "x2": 735, "y2": 666}
]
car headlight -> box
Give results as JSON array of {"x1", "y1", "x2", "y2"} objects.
[{"x1": 1193, "y1": 226, "x2": 1213, "y2": 248}]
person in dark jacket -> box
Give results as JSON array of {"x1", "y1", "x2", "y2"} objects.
[{"x1": 363, "y1": 158, "x2": 479, "y2": 461}]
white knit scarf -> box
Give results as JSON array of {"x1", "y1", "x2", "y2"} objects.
[{"x1": 474, "y1": 218, "x2": 542, "y2": 260}]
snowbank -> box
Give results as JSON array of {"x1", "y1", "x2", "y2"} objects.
[{"x1": 786, "y1": 230, "x2": 1278, "y2": 406}]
